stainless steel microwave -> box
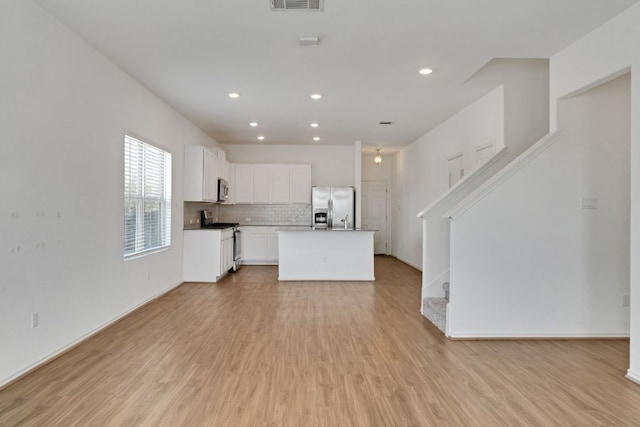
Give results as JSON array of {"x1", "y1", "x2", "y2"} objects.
[{"x1": 217, "y1": 178, "x2": 229, "y2": 202}]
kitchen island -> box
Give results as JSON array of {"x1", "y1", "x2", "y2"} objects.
[{"x1": 277, "y1": 228, "x2": 376, "y2": 281}]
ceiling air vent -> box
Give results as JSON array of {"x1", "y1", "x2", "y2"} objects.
[{"x1": 271, "y1": 0, "x2": 324, "y2": 11}]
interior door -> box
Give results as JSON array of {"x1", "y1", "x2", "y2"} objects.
[{"x1": 362, "y1": 181, "x2": 387, "y2": 254}]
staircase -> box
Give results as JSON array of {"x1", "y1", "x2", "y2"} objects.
[{"x1": 422, "y1": 282, "x2": 449, "y2": 333}]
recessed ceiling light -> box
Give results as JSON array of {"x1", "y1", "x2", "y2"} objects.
[
  {"x1": 418, "y1": 68, "x2": 433, "y2": 75},
  {"x1": 257, "y1": 135, "x2": 265, "y2": 140},
  {"x1": 228, "y1": 92, "x2": 241, "y2": 98},
  {"x1": 310, "y1": 93, "x2": 322, "y2": 100},
  {"x1": 249, "y1": 122, "x2": 258, "y2": 127},
  {"x1": 310, "y1": 123, "x2": 319, "y2": 128},
  {"x1": 313, "y1": 136, "x2": 320, "y2": 141}
]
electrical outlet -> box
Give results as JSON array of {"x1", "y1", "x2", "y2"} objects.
[
  {"x1": 245, "y1": 218, "x2": 251, "y2": 222},
  {"x1": 622, "y1": 293, "x2": 630, "y2": 307},
  {"x1": 580, "y1": 197, "x2": 598, "y2": 209},
  {"x1": 31, "y1": 312, "x2": 39, "y2": 328}
]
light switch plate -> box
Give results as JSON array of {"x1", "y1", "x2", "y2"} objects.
[
  {"x1": 580, "y1": 197, "x2": 598, "y2": 209},
  {"x1": 31, "y1": 312, "x2": 39, "y2": 328}
]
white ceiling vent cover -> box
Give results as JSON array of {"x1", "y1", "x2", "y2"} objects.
[{"x1": 271, "y1": 0, "x2": 323, "y2": 11}]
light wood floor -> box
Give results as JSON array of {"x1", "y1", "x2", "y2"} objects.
[{"x1": 1, "y1": 256, "x2": 639, "y2": 426}]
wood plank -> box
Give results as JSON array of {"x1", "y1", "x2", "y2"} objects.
[{"x1": 1, "y1": 256, "x2": 639, "y2": 425}]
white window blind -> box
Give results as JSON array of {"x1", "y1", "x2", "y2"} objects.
[{"x1": 124, "y1": 134, "x2": 172, "y2": 258}]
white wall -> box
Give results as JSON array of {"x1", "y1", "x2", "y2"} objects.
[
  {"x1": 362, "y1": 153, "x2": 395, "y2": 182},
  {"x1": 0, "y1": 0, "x2": 217, "y2": 386},
  {"x1": 394, "y1": 86, "x2": 505, "y2": 269},
  {"x1": 221, "y1": 144, "x2": 354, "y2": 187},
  {"x1": 449, "y1": 74, "x2": 630, "y2": 337},
  {"x1": 548, "y1": 1, "x2": 640, "y2": 383},
  {"x1": 397, "y1": 59, "x2": 549, "y2": 279}
]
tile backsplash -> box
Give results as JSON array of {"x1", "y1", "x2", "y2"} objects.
[
  {"x1": 183, "y1": 202, "x2": 311, "y2": 228},
  {"x1": 184, "y1": 202, "x2": 219, "y2": 229},
  {"x1": 219, "y1": 204, "x2": 311, "y2": 226}
]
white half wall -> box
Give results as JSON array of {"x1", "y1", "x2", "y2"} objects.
[
  {"x1": 449, "y1": 74, "x2": 630, "y2": 337},
  {"x1": 549, "y1": 1, "x2": 640, "y2": 382},
  {"x1": 221, "y1": 144, "x2": 355, "y2": 188},
  {"x1": 0, "y1": 0, "x2": 216, "y2": 386}
]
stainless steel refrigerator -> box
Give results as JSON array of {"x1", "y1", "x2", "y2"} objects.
[{"x1": 312, "y1": 187, "x2": 355, "y2": 229}]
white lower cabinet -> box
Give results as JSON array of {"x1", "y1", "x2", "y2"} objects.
[
  {"x1": 221, "y1": 233, "x2": 234, "y2": 272},
  {"x1": 184, "y1": 229, "x2": 234, "y2": 282},
  {"x1": 267, "y1": 232, "x2": 279, "y2": 261},
  {"x1": 241, "y1": 226, "x2": 279, "y2": 264}
]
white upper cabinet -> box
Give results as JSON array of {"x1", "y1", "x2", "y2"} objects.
[
  {"x1": 203, "y1": 149, "x2": 218, "y2": 201},
  {"x1": 232, "y1": 163, "x2": 311, "y2": 204},
  {"x1": 290, "y1": 164, "x2": 312, "y2": 204},
  {"x1": 217, "y1": 148, "x2": 226, "y2": 180},
  {"x1": 184, "y1": 145, "x2": 219, "y2": 202},
  {"x1": 234, "y1": 164, "x2": 253, "y2": 204},
  {"x1": 252, "y1": 165, "x2": 271, "y2": 203},
  {"x1": 270, "y1": 165, "x2": 291, "y2": 204},
  {"x1": 223, "y1": 159, "x2": 232, "y2": 182},
  {"x1": 222, "y1": 160, "x2": 235, "y2": 204}
]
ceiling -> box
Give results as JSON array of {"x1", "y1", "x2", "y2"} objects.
[{"x1": 35, "y1": 0, "x2": 638, "y2": 150}]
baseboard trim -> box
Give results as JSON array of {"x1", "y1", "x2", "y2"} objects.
[
  {"x1": 0, "y1": 280, "x2": 184, "y2": 391},
  {"x1": 447, "y1": 333, "x2": 630, "y2": 340},
  {"x1": 626, "y1": 370, "x2": 640, "y2": 385},
  {"x1": 278, "y1": 276, "x2": 375, "y2": 281},
  {"x1": 389, "y1": 255, "x2": 422, "y2": 272},
  {"x1": 241, "y1": 261, "x2": 278, "y2": 266}
]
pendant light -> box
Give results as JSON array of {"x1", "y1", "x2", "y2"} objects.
[{"x1": 374, "y1": 149, "x2": 382, "y2": 165}]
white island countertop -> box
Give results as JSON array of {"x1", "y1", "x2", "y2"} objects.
[
  {"x1": 276, "y1": 226, "x2": 377, "y2": 232},
  {"x1": 277, "y1": 228, "x2": 377, "y2": 281}
]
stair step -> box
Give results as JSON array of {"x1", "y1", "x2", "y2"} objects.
[{"x1": 422, "y1": 297, "x2": 447, "y2": 333}]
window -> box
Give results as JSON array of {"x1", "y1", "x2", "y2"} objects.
[{"x1": 124, "y1": 134, "x2": 172, "y2": 258}]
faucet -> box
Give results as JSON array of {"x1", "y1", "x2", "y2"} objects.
[{"x1": 341, "y1": 214, "x2": 349, "y2": 230}]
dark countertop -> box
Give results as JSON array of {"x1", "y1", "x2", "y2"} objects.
[
  {"x1": 185, "y1": 223, "x2": 311, "y2": 230},
  {"x1": 239, "y1": 224, "x2": 312, "y2": 227},
  {"x1": 200, "y1": 222, "x2": 239, "y2": 229}
]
